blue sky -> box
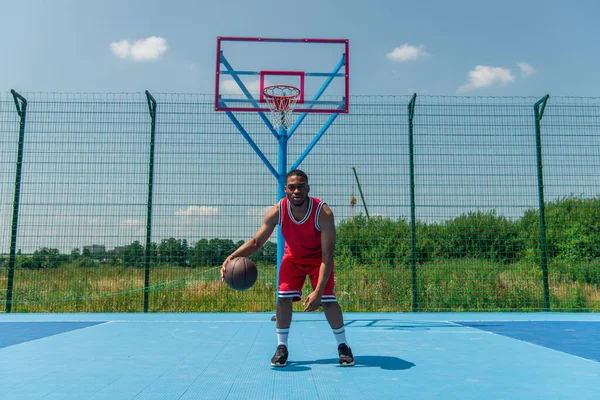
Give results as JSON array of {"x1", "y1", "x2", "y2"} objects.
[
  {"x1": 2, "y1": 0, "x2": 600, "y2": 96},
  {"x1": 1, "y1": 0, "x2": 600, "y2": 253}
]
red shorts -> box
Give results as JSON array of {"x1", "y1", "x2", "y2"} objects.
[{"x1": 278, "y1": 255, "x2": 337, "y2": 303}]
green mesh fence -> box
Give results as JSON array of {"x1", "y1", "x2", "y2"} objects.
[{"x1": 0, "y1": 92, "x2": 598, "y2": 313}]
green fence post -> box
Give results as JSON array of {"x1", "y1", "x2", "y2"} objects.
[
  {"x1": 6, "y1": 90, "x2": 28, "y2": 313},
  {"x1": 408, "y1": 93, "x2": 418, "y2": 312},
  {"x1": 144, "y1": 91, "x2": 157, "y2": 313},
  {"x1": 534, "y1": 94, "x2": 550, "y2": 311}
]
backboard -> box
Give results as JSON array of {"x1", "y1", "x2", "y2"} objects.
[{"x1": 215, "y1": 37, "x2": 349, "y2": 114}]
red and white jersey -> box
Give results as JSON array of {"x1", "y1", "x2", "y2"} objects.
[{"x1": 278, "y1": 196, "x2": 325, "y2": 260}]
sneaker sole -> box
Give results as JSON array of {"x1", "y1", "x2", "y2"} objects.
[
  {"x1": 339, "y1": 361, "x2": 355, "y2": 366},
  {"x1": 271, "y1": 362, "x2": 287, "y2": 367}
]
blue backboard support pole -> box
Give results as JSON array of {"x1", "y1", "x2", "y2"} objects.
[{"x1": 276, "y1": 126, "x2": 288, "y2": 302}]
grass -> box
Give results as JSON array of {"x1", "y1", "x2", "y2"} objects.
[{"x1": 0, "y1": 259, "x2": 598, "y2": 312}]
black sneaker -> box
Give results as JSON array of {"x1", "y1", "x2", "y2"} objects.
[
  {"x1": 338, "y1": 343, "x2": 354, "y2": 366},
  {"x1": 271, "y1": 344, "x2": 288, "y2": 367}
]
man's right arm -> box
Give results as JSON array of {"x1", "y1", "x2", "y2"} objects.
[{"x1": 221, "y1": 203, "x2": 279, "y2": 278}]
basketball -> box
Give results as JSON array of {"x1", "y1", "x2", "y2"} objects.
[{"x1": 224, "y1": 257, "x2": 258, "y2": 290}]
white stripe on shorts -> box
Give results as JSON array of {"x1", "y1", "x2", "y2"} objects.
[
  {"x1": 278, "y1": 290, "x2": 301, "y2": 299},
  {"x1": 321, "y1": 295, "x2": 337, "y2": 303}
]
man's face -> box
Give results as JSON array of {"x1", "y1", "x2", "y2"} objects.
[{"x1": 284, "y1": 175, "x2": 309, "y2": 207}]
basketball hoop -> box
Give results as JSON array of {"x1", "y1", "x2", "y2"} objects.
[{"x1": 262, "y1": 84, "x2": 301, "y2": 130}]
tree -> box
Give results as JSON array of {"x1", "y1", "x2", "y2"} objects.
[
  {"x1": 206, "y1": 238, "x2": 236, "y2": 266},
  {"x1": 31, "y1": 248, "x2": 61, "y2": 269},
  {"x1": 256, "y1": 241, "x2": 277, "y2": 264},
  {"x1": 121, "y1": 241, "x2": 144, "y2": 267},
  {"x1": 71, "y1": 248, "x2": 81, "y2": 261},
  {"x1": 158, "y1": 238, "x2": 189, "y2": 267},
  {"x1": 191, "y1": 239, "x2": 209, "y2": 267}
]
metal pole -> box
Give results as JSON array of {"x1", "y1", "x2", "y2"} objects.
[
  {"x1": 143, "y1": 91, "x2": 157, "y2": 313},
  {"x1": 534, "y1": 94, "x2": 550, "y2": 311},
  {"x1": 272, "y1": 126, "x2": 288, "y2": 321},
  {"x1": 276, "y1": 130, "x2": 288, "y2": 286},
  {"x1": 6, "y1": 90, "x2": 27, "y2": 313},
  {"x1": 408, "y1": 93, "x2": 418, "y2": 312},
  {"x1": 351, "y1": 167, "x2": 369, "y2": 218}
]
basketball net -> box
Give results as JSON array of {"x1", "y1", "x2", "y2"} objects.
[{"x1": 263, "y1": 85, "x2": 301, "y2": 130}]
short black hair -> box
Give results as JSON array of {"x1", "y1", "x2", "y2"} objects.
[{"x1": 286, "y1": 169, "x2": 308, "y2": 183}]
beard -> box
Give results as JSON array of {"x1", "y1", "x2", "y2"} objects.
[{"x1": 289, "y1": 195, "x2": 308, "y2": 207}]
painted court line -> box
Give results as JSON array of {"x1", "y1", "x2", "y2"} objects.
[{"x1": 454, "y1": 321, "x2": 600, "y2": 364}]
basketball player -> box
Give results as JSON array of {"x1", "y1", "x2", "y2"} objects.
[{"x1": 221, "y1": 169, "x2": 354, "y2": 367}]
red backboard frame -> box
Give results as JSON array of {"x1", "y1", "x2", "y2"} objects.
[{"x1": 215, "y1": 37, "x2": 349, "y2": 114}]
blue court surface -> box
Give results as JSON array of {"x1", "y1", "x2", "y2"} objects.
[{"x1": 0, "y1": 312, "x2": 598, "y2": 400}]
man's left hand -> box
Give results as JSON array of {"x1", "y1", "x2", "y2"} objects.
[{"x1": 303, "y1": 291, "x2": 323, "y2": 312}]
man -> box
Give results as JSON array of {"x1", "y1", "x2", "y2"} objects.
[{"x1": 221, "y1": 169, "x2": 354, "y2": 367}]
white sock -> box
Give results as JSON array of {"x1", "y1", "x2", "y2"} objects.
[
  {"x1": 332, "y1": 326, "x2": 347, "y2": 346},
  {"x1": 276, "y1": 328, "x2": 289, "y2": 347}
]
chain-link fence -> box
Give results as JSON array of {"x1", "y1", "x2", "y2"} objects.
[{"x1": 1, "y1": 92, "x2": 598, "y2": 312}]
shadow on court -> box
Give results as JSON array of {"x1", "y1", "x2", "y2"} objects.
[{"x1": 274, "y1": 356, "x2": 415, "y2": 372}]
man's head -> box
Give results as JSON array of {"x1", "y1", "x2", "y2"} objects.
[{"x1": 284, "y1": 169, "x2": 310, "y2": 207}]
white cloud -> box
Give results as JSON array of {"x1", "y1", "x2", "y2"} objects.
[
  {"x1": 386, "y1": 44, "x2": 429, "y2": 62},
  {"x1": 458, "y1": 65, "x2": 515, "y2": 92},
  {"x1": 175, "y1": 205, "x2": 219, "y2": 217},
  {"x1": 110, "y1": 40, "x2": 131, "y2": 59},
  {"x1": 221, "y1": 79, "x2": 269, "y2": 95},
  {"x1": 110, "y1": 36, "x2": 168, "y2": 61},
  {"x1": 517, "y1": 62, "x2": 536, "y2": 77}
]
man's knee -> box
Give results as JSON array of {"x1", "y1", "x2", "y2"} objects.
[{"x1": 321, "y1": 301, "x2": 341, "y2": 311}]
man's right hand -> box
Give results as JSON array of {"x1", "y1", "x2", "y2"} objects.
[{"x1": 221, "y1": 255, "x2": 234, "y2": 281}]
